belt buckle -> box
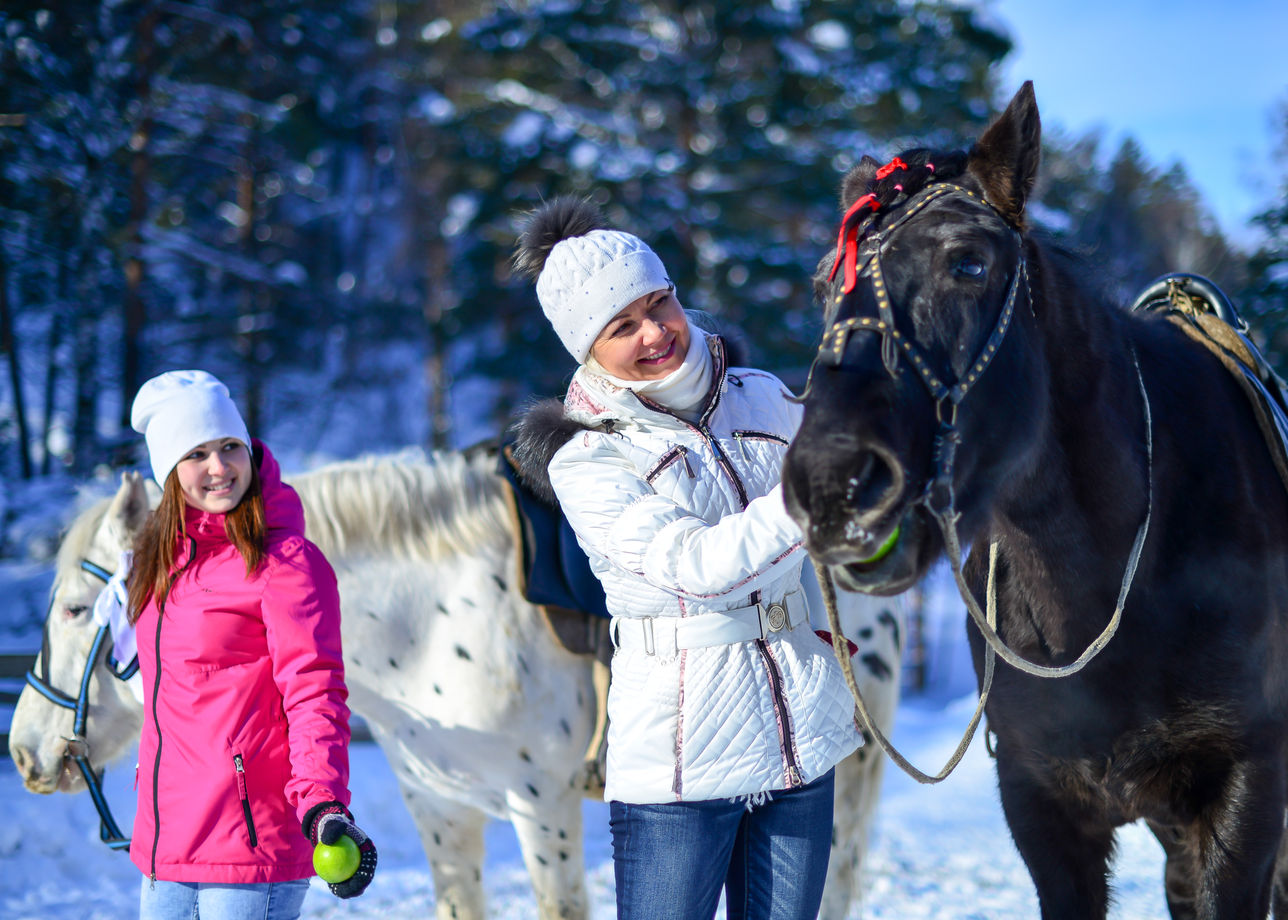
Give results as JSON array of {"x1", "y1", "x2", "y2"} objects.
[{"x1": 764, "y1": 602, "x2": 789, "y2": 633}]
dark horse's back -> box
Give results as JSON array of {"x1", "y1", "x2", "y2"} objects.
[{"x1": 783, "y1": 81, "x2": 1288, "y2": 919}]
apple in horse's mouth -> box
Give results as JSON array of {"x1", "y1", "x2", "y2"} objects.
[{"x1": 856, "y1": 524, "x2": 901, "y2": 564}]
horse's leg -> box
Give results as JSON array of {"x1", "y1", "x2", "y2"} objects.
[
  {"x1": 396, "y1": 779, "x2": 489, "y2": 920},
  {"x1": 1146, "y1": 819, "x2": 1199, "y2": 920},
  {"x1": 820, "y1": 743, "x2": 886, "y2": 920},
  {"x1": 506, "y1": 783, "x2": 589, "y2": 920},
  {"x1": 1272, "y1": 813, "x2": 1288, "y2": 919},
  {"x1": 995, "y1": 750, "x2": 1114, "y2": 920},
  {"x1": 1190, "y1": 758, "x2": 1282, "y2": 919}
]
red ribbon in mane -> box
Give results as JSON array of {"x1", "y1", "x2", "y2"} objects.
[
  {"x1": 875, "y1": 156, "x2": 908, "y2": 180},
  {"x1": 828, "y1": 193, "x2": 880, "y2": 293},
  {"x1": 827, "y1": 157, "x2": 932, "y2": 294}
]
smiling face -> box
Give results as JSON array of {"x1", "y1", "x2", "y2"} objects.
[
  {"x1": 175, "y1": 438, "x2": 252, "y2": 513},
  {"x1": 589, "y1": 288, "x2": 691, "y2": 381}
]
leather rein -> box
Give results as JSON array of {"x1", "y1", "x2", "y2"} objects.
[
  {"x1": 805, "y1": 180, "x2": 1155, "y2": 783},
  {"x1": 24, "y1": 558, "x2": 136, "y2": 850}
]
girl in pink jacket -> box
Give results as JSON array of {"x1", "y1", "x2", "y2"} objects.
[{"x1": 125, "y1": 370, "x2": 375, "y2": 920}]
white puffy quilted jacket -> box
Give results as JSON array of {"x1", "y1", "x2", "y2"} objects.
[{"x1": 548, "y1": 336, "x2": 862, "y2": 804}]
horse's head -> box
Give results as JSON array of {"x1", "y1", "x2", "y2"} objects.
[
  {"x1": 783, "y1": 82, "x2": 1048, "y2": 595},
  {"x1": 9, "y1": 473, "x2": 150, "y2": 794}
]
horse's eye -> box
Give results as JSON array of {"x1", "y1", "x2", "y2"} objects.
[
  {"x1": 64, "y1": 605, "x2": 89, "y2": 619},
  {"x1": 953, "y1": 256, "x2": 985, "y2": 278}
]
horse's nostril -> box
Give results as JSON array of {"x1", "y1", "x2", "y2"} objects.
[
  {"x1": 10, "y1": 744, "x2": 33, "y2": 779},
  {"x1": 844, "y1": 449, "x2": 900, "y2": 516}
]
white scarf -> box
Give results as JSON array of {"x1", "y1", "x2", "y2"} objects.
[
  {"x1": 590, "y1": 322, "x2": 714, "y2": 420},
  {"x1": 90, "y1": 550, "x2": 144, "y2": 704}
]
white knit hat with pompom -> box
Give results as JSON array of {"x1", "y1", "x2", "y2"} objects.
[
  {"x1": 130, "y1": 370, "x2": 250, "y2": 487},
  {"x1": 536, "y1": 229, "x2": 672, "y2": 363}
]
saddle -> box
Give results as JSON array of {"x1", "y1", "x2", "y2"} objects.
[{"x1": 1129, "y1": 272, "x2": 1288, "y2": 495}]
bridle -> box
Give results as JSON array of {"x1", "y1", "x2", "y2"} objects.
[
  {"x1": 803, "y1": 175, "x2": 1155, "y2": 782},
  {"x1": 816, "y1": 181, "x2": 1032, "y2": 512},
  {"x1": 24, "y1": 558, "x2": 136, "y2": 850}
]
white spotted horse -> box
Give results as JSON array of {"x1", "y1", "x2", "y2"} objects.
[
  {"x1": 10, "y1": 445, "x2": 903, "y2": 920},
  {"x1": 783, "y1": 80, "x2": 1288, "y2": 919}
]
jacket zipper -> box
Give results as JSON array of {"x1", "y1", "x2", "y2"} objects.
[
  {"x1": 758, "y1": 639, "x2": 803, "y2": 786},
  {"x1": 732, "y1": 429, "x2": 791, "y2": 463},
  {"x1": 149, "y1": 536, "x2": 195, "y2": 884},
  {"x1": 731, "y1": 429, "x2": 790, "y2": 446},
  {"x1": 690, "y1": 425, "x2": 800, "y2": 787},
  {"x1": 234, "y1": 754, "x2": 259, "y2": 847},
  {"x1": 692, "y1": 428, "x2": 803, "y2": 785},
  {"x1": 698, "y1": 425, "x2": 750, "y2": 507},
  {"x1": 636, "y1": 354, "x2": 802, "y2": 785},
  {"x1": 646, "y1": 445, "x2": 695, "y2": 482}
]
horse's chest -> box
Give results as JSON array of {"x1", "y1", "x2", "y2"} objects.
[{"x1": 1003, "y1": 704, "x2": 1243, "y2": 826}]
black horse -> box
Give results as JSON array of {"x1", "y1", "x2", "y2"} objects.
[{"x1": 782, "y1": 81, "x2": 1288, "y2": 919}]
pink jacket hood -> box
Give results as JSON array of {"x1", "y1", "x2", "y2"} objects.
[{"x1": 131, "y1": 441, "x2": 351, "y2": 884}]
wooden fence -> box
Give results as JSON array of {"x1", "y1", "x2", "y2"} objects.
[{"x1": 0, "y1": 652, "x2": 34, "y2": 756}]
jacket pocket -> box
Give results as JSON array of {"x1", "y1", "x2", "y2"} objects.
[
  {"x1": 645, "y1": 445, "x2": 695, "y2": 483},
  {"x1": 233, "y1": 753, "x2": 259, "y2": 848}
]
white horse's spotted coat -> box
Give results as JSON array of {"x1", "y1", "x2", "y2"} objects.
[{"x1": 8, "y1": 448, "x2": 902, "y2": 920}]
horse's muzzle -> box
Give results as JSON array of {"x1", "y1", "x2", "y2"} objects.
[{"x1": 820, "y1": 506, "x2": 930, "y2": 596}]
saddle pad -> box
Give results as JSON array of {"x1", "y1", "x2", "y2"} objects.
[
  {"x1": 1130, "y1": 272, "x2": 1288, "y2": 497},
  {"x1": 1166, "y1": 311, "x2": 1288, "y2": 497},
  {"x1": 497, "y1": 442, "x2": 611, "y2": 620}
]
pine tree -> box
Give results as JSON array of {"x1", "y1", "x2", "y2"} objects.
[{"x1": 1241, "y1": 98, "x2": 1288, "y2": 374}]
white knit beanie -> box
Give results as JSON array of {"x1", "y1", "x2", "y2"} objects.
[
  {"x1": 130, "y1": 370, "x2": 251, "y2": 487},
  {"x1": 536, "y1": 229, "x2": 673, "y2": 363}
]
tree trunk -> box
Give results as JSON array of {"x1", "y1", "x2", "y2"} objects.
[
  {"x1": 121, "y1": 7, "x2": 157, "y2": 428},
  {"x1": 40, "y1": 309, "x2": 62, "y2": 477},
  {"x1": 233, "y1": 118, "x2": 264, "y2": 436},
  {"x1": 423, "y1": 236, "x2": 453, "y2": 450},
  {"x1": 71, "y1": 294, "x2": 98, "y2": 474},
  {"x1": 0, "y1": 255, "x2": 34, "y2": 478}
]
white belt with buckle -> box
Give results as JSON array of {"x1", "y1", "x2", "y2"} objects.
[{"x1": 610, "y1": 588, "x2": 806, "y2": 657}]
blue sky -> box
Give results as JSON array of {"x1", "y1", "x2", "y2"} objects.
[{"x1": 987, "y1": 0, "x2": 1288, "y2": 247}]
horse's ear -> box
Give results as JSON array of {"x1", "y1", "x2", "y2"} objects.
[
  {"x1": 840, "y1": 156, "x2": 881, "y2": 208},
  {"x1": 968, "y1": 81, "x2": 1041, "y2": 227},
  {"x1": 106, "y1": 471, "x2": 150, "y2": 542}
]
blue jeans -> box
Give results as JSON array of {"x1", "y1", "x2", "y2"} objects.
[
  {"x1": 610, "y1": 768, "x2": 835, "y2": 920},
  {"x1": 138, "y1": 878, "x2": 309, "y2": 920}
]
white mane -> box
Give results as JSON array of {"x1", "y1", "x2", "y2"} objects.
[
  {"x1": 290, "y1": 447, "x2": 514, "y2": 564},
  {"x1": 53, "y1": 497, "x2": 111, "y2": 583}
]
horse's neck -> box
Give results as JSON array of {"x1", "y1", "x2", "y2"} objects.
[{"x1": 993, "y1": 248, "x2": 1152, "y2": 596}]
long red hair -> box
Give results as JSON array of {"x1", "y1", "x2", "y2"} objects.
[{"x1": 127, "y1": 452, "x2": 266, "y2": 624}]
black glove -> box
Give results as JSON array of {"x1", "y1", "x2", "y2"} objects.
[{"x1": 303, "y1": 800, "x2": 377, "y2": 899}]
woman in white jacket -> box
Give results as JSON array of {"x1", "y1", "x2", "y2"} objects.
[{"x1": 512, "y1": 198, "x2": 862, "y2": 920}]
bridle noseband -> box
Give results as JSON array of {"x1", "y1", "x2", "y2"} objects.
[{"x1": 24, "y1": 558, "x2": 135, "y2": 850}]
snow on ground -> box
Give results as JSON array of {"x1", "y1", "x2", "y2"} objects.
[{"x1": 2, "y1": 692, "x2": 1172, "y2": 919}]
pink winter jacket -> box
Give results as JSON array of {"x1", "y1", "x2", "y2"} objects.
[{"x1": 129, "y1": 442, "x2": 351, "y2": 883}]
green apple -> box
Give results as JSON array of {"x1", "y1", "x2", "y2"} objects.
[{"x1": 313, "y1": 835, "x2": 360, "y2": 883}]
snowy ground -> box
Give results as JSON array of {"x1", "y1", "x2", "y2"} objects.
[{"x1": 2, "y1": 692, "x2": 1173, "y2": 919}]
